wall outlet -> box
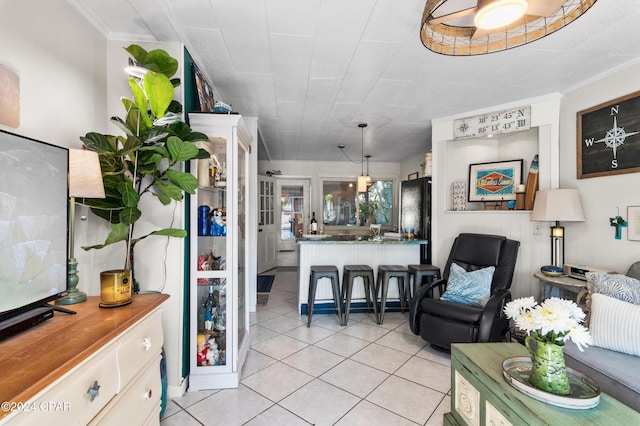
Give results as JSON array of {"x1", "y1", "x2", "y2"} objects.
[{"x1": 533, "y1": 223, "x2": 543, "y2": 235}]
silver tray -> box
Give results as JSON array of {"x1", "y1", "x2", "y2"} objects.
[{"x1": 502, "y1": 357, "x2": 600, "y2": 409}]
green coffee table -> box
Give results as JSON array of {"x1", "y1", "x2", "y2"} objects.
[{"x1": 445, "y1": 343, "x2": 639, "y2": 425}]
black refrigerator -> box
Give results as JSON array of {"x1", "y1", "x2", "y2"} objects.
[{"x1": 400, "y1": 177, "x2": 432, "y2": 264}]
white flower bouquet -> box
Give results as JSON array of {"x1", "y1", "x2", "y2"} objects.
[{"x1": 504, "y1": 297, "x2": 592, "y2": 351}]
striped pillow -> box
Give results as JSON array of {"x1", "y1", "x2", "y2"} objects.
[{"x1": 590, "y1": 293, "x2": 640, "y2": 357}]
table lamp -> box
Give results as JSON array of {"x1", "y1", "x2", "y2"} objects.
[
  {"x1": 531, "y1": 189, "x2": 586, "y2": 268},
  {"x1": 56, "y1": 149, "x2": 105, "y2": 305}
]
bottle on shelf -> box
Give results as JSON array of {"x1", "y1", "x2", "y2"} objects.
[{"x1": 310, "y1": 212, "x2": 318, "y2": 234}]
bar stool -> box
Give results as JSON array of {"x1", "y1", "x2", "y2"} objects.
[
  {"x1": 376, "y1": 265, "x2": 410, "y2": 324},
  {"x1": 307, "y1": 265, "x2": 343, "y2": 327},
  {"x1": 342, "y1": 265, "x2": 377, "y2": 325},
  {"x1": 408, "y1": 264, "x2": 441, "y2": 297}
]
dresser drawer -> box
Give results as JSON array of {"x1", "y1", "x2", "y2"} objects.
[
  {"x1": 117, "y1": 309, "x2": 164, "y2": 387},
  {"x1": 89, "y1": 354, "x2": 162, "y2": 426},
  {"x1": 5, "y1": 341, "x2": 119, "y2": 426}
]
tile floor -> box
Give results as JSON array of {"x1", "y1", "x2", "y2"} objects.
[{"x1": 161, "y1": 268, "x2": 451, "y2": 425}]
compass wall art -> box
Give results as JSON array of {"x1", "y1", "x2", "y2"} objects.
[{"x1": 577, "y1": 91, "x2": 640, "y2": 179}]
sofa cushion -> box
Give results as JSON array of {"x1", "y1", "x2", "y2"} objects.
[
  {"x1": 565, "y1": 343, "x2": 640, "y2": 412},
  {"x1": 440, "y1": 263, "x2": 494, "y2": 307},
  {"x1": 590, "y1": 293, "x2": 640, "y2": 357}
]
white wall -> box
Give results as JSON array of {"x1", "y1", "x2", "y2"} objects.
[
  {"x1": 431, "y1": 95, "x2": 562, "y2": 299},
  {"x1": 0, "y1": 0, "x2": 108, "y2": 292},
  {"x1": 0, "y1": 0, "x2": 107, "y2": 145},
  {"x1": 560, "y1": 61, "x2": 640, "y2": 273},
  {"x1": 0, "y1": 4, "x2": 191, "y2": 396}
]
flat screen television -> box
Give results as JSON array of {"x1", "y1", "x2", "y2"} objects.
[{"x1": 0, "y1": 130, "x2": 68, "y2": 337}]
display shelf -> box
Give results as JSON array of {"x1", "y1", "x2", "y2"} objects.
[{"x1": 188, "y1": 113, "x2": 251, "y2": 390}]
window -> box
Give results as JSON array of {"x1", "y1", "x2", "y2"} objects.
[{"x1": 322, "y1": 179, "x2": 393, "y2": 226}]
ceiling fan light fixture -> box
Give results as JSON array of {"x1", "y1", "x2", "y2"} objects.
[
  {"x1": 474, "y1": 0, "x2": 527, "y2": 30},
  {"x1": 421, "y1": 0, "x2": 599, "y2": 56}
]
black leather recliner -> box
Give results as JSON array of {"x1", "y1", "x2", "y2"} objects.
[{"x1": 409, "y1": 233, "x2": 520, "y2": 351}]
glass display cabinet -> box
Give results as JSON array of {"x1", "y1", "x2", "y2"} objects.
[{"x1": 188, "y1": 113, "x2": 251, "y2": 390}]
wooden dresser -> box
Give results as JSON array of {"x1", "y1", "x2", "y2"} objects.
[
  {"x1": 0, "y1": 294, "x2": 169, "y2": 425},
  {"x1": 446, "y1": 343, "x2": 639, "y2": 425}
]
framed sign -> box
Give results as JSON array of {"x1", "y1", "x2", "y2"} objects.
[
  {"x1": 628, "y1": 206, "x2": 640, "y2": 241},
  {"x1": 577, "y1": 91, "x2": 640, "y2": 179},
  {"x1": 454, "y1": 106, "x2": 531, "y2": 139},
  {"x1": 468, "y1": 159, "x2": 523, "y2": 202}
]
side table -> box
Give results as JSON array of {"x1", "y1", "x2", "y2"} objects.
[
  {"x1": 534, "y1": 271, "x2": 587, "y2": 303},
  {"x1": 445, "y1": 343, "x2": 639, "y2": 425}
]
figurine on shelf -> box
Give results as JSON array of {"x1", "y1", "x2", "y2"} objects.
[
  {"x1": 206, "y1": 338, "x2": 220, "y2": 365},
  {"x1": 196, "y1": 334, "x2": 208, "y2": 365},
  {"x1": 210, "y1": 208, "x2": 226, "y2": 236}
]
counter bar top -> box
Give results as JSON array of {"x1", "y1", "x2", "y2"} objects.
[{"x1": 297, "y1": 237, "x2": 427, "y2": 245}]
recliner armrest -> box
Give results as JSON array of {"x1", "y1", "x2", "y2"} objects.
[
  {"x1": 478, "y1": 288, "x2": 511, "y2": 342},
  {"x1": 408, "y1": 277, "x2": 447, "y2": 335}
]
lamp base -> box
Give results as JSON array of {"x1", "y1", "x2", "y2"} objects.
[
  {"x1": 57, "y1": 257, "x2": 87, "y2": 305},
  {"x1": 56, "y1": 290, "x2": 88, "y2": 305}
]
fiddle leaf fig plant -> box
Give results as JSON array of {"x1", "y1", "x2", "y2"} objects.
[{"x1": 80, "y1": 45, "x2": 209, "y2": 284}]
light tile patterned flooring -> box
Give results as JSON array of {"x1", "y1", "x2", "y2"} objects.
[{"x1": 161, "y1": 268, "x2": 451, "y2": 425}]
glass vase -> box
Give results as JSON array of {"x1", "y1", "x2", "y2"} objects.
[{"x1": 525, "y1": 336, "x2": 570, "y2": 395}]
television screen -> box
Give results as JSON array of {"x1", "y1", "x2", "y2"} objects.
[{"x1": 0, "y1": 130, "x2": 68, "y2": 317}]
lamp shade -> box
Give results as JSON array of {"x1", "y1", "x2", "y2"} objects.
[
  {"x1": 69, "y1": 149, "x2": 105, "y2": 198},
  {"x1": 357, "y1": 175, "x2": 369, "y2": 193},
  {"x1": 530, "y1": 189, "x2": 586, "y2": 222}
]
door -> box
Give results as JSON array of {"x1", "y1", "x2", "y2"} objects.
[
  {"x1": 257, "y1": 175, "x2": 277, "y2": 273},
  {"x1": 276, "y1": 179, "x2": 309, "y2": 267}
]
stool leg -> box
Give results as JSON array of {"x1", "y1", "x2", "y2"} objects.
[
  {"x1": 343, "y1": 274, "x2": 353, "y2": 325},
  {"x1": 364, "y1": 271, "x2": 378, "y2": 321},
  {"x1": 394, "y1": 276, "x2": 405, "y2": 313},
  {"x1": 330, "y1": 275, "x2": 343, "y2": 326},
  {"x1": 378, "y1": 275, "x2": 390, "y2": 324},
  {"x1": 307, "y1": 273, "x2": 316, "y2": 327}
]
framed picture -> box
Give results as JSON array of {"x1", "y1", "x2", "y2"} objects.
[
  {"x1": 408, "y1": 172, "x2": 419, "y2": 180},
  {"x1": 468, "y1": 159, "x2": 523, "y2": 202},
  {"x1": 193, "y1": 63, "x2": 215, "y2": 112},
  {"x1": 628, "y1": 206, "x2": 640, "y2": 241},
  {"x1": 577, "y1": 91, "x2": 640, "y2": 179}
]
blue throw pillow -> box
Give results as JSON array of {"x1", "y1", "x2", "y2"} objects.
[
  {"x1": 440, "y1": 263, "x2": 495, "y2": 307},
  {"x1": 586, "y1": 272, "x2": 640, "y2": 305}
]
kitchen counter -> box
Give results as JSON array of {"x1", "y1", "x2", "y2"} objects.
[
  {"x1": 297, "y1": 235, "x2": 427, "y2": 244},
  {"x1": 297, "y1": 238, "x2": 427, "y2": 315}
]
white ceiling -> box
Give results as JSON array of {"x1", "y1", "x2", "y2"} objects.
[{"x1": 67, "y1": 0, "x2": 640, "y2": 163}]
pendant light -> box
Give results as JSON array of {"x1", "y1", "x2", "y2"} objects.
[
  {"x1": 357, "y1": 123, "x2": 369, "y2": 192},
  {"x1": 365, "y1": 155, "x2": 372, "y2": 188}
]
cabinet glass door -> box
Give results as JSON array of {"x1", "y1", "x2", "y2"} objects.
[
  {"x1": 236, "y1": 138, "x2": 248, "y2": 357},
  {"x1": 195, "y1": 139, "x2": 228, "y2": 368}
]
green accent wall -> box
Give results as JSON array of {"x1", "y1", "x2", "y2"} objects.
[{"x1": 182, "y1": 46, "x2": 198, "y2": 379}]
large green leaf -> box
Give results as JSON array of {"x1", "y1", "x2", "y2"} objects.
[
  {"x1": 130, "y1": 228, "x2": 187, "y2": 246},
  {"x1": 143, "y1": 49, "x2": 179, "y2": 78},
  {"x1": 167, "y1": 169, "x2": 198, "y2": 194},
  {"x1": 124, "y1": 45, "x2": 148, "y2": 66},
  {"x1": 167, "y1": 136, "x2": 199, "y2": 162},
  {"x1": 81, "y1": 222, "x2": 129, "y2": 251},
  {"x1": 118, "y1": 180, "x2": 140, "y2": 208},
  {"x1": 154, "y1": 182, "x2": 183, "y2": 202},
  {"x1": 144, "y1": 72, "x2": 173, "y2": 119},
  {"x1": 81, "y1": 132, "x2": 115, "y2": 153},
  {"x1": 129, "y1": 78, "x2": 152, "y2": 128},
  {"x1": 119, "y1": 205, "x2": 142, "y2": 226}
]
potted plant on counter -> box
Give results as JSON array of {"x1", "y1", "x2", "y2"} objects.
[{"x1": 79, "y1": 44, "x2": 209, "y2": 302}]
